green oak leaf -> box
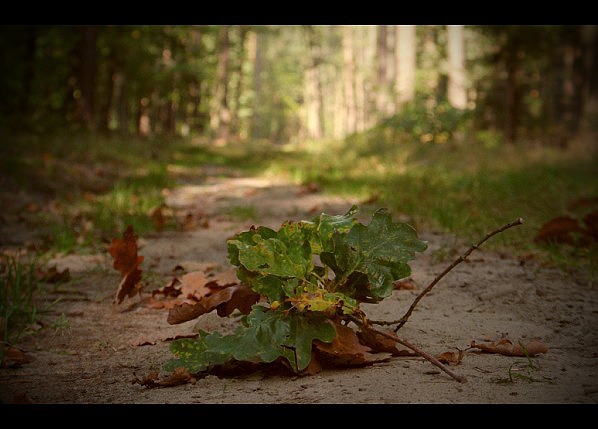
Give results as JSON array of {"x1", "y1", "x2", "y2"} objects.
[
  {"x1": 303, "y1": 205, "x2": 358, "y2": 254},
  {"x1": 322, "y1": 208, "x2": 427, "y2": 301},
  {"x1": 166, "y1": 306, "x2": 336, "y2": 373},
  {"x1": 227, "y1": 221, "x2": 313, "y2": 279}
]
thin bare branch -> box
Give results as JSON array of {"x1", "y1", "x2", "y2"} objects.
[
  {"x1": 370, "y1": 218, "x2": 525, "y2": 331},
  {"x1": 350, "y1": 317, "x2": 466, "y2": 383}
]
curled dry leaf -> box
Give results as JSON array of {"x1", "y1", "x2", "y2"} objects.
[
  {"x1": 357, "y1": 327, "x2": 416, "y2": 356},
  {"x1": 167, "y1": 284, "x2": 260, "y2": 324},
  {"x1": 437, "y1": 349, "x2": 465, "y2": 366},
  {"x1": 470, "y1": 338, "x2": 548, "y2": 357},
  {"x1": 132, "y1": 367, "x2": 195, "y2": 388},
  {"x1": 393, "y1": 278, "x2": 416, "y2": 290},
  {"x1": 314, "y1": 320, "x2": 392, "y2": 367},
  {"x1": 108, "y1": 225, "x2": 144, "y2": 304},
  {"x1": 2, "y1": 346, "x2": 32, "y2": 367}
]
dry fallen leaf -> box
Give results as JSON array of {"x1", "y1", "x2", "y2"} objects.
[
  {"x1": 2, "y1": 346, "x2": 32, "y2": 367},
  {"x1": 470, "y1": 338, "x2": 548, "y2": 357},
  {"x1": 12, "y1": 392, "x2": 35, "y2": 404},
  {"x1": 393, "y1": 278, "x2": 416, "y2": 290},
  {"x1": 437, "y1": 349, "x2": 465, "y2": 366},
  {"x1": 534, "y1": 216, "x2": 585, "y2": 244},
  {"x1": 167, "y1": 284, "x2": 260, "y2": 324},
  {"x1": 36, "y1": 266, "x2": 71, "y2": 283},
  {"x1": 132, "y1": 367, "x2": 195, "y2": 388},
  {"x1": 314, "y1": 320, "x2": 392, "y2": 367},
  {"x1": 357, "y1": 327, "x2": 416, "y2": 356},
  {"x1": 150, "y1": 205, "x2": 166, "y2": 231},
  {"x1": 108, "y1": 225, "x2": 144, "y2": 304}
]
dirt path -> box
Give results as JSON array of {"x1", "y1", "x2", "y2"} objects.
[{"x1": 2, "y1": 172, "x2": 598, "y2": 404}]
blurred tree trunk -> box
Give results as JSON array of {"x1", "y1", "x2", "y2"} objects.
[
  {"x1": 99, "y1": 50, "x2": 116, "y2": 133},
  {"x1": 504, "y1": 46, "x2": 522, "y2": 144},
  {"x1": 304, "y1": 26, "x2": 324, "y2": 139},
  {"x1": 231, "y1": 26, "x2": 248, "y2": 137},
  {"x1": 342, "y1": 26, "x2": 356, "y2": 135},
  {"x1": 581, "y1": 25, "x2": 598, "y2": 139},
  {"x1": 376, "y1": 25, "x2": 391, "y2": 118},
  {"x1": 447, "y1": 25, "x2": 467, "y2": 109},
  {"x1": 250, "y1": 30, "x2": 264, "y2": 139},
  {"x1": 17, "y1": 28, "x2": 38, "y2": 128},
  {"x1": 76, "y1": 26, "x2": 99, "y2": 131},
  {"x1": 354, "y1": 26, "x2": 367, "y2": 132},
  {"x1": 394, "y1": 25, "x2": 416, "y2": 109},
  {"x1": 210, "y1": 26, "x2": 231, "y2": 143}
]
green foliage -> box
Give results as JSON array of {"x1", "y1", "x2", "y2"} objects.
[
  {"x1": 167, "y1": 205, "x2": 426, "y2": 373},
  {"x1": 167, "y1": 305, "x2": 335, "y2": 372}
]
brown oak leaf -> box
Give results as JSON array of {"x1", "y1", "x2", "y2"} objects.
[
  {"x1": 470, "y1": 338, "x2": 548, "y2": 357},
  {"x1": 357, "y1": 327, "x2": 416, "y2": 356},
  {"x1": 108, "y1": 225, "x2": 144, "y2": 304},
  {"x1": 167, "y1": 284, "x2": 260, "y2": 324},
  {"x1": 132, "y1": 367, "x2": 195, "y2": 388},
  {"x1": 314, "y1": 320, "x2": 392, "y2": 367},
  {"x1": 437, "y1": 349, "x2": 465, "y2": 366},
  {"x1": 534, "y1": 216, "x2": 585, "y2": 244}
]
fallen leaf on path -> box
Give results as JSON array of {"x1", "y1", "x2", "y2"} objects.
[
  {"x1": 470, "y1": 339, "x2": 548, "y2": 357},
  {"x1": 357, "y1": 327, "x2": 416, "y2": 356},
  {"x1": 437, "y1": 349, "x2": 465, "y2": 366},
  {"x1": 108, "y1": 225, "x2": 144, "y2": 304},
  {"x1": 2, "y1": 346, "x2": 32, "y2": 367},
  {"x1": 35, "y1": 266, "x2": 71, "y2": 283},
  {"x1": 534, "y1": 216, "x2": 585, "y2": 244},
  {"x1": 152, "y1": 278, "x2": 182, "y2": 298},
  {"x1": 162, "y1": 333, "x2": 199, "y2": 342},
  {"x1": 132, "y1": 339, "x2": 157, "y2": 347},
  {"x1": 132, "y1": 367, "x2": 195, "y2": 388},
  {"x1": 297, "y1": 183, "x2": 320, "y2": 196},
  {"x1": 150, "y1": 205, "x2": 166, "y2": 231},
  {"x1": 167, "y1": 301, "x2": 209, "y2": 325},
  {"x1": 314, "y1": 320, "x2": 391, "y2": 366},
  {"x1": 167, "y1": 284, "x2": 260, "y2": 324},
  {"x1": 13, "y1": 392, "x2": 35, "y2": 404},
  {"x1": 393, "y1": 278, "x2": 416, "y2": 290}
]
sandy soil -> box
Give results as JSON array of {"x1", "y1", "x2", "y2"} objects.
[{"x1": 1, "y1": 172, "x2": 597, "y2": 404}]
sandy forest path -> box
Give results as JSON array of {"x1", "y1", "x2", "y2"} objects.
[{"x1": 1, "y1": 169, "x2": 598, "y2": 404}]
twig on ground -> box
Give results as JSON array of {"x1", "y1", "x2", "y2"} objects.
[
  {"x1": 350, "y1": 316, "x2": 466, "y2": 383},
  {"x1": 369, "y1": 218, "x2": 524, "y2": 331}
]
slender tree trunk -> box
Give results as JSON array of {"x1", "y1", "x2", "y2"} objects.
[
  {"x1": 394, "y1": 25, "x2": 416, "y2": 109},
  {"x1": 447, "y1": 25, "x2": 468, "y2": 109},
  {"x1": 376, "y1": 25, "x2": 389, "y2": 118},
  {"x1": 304, "y1": 26, "x2": 324, "y2": 139},
  {"x1": 210, "y1": 26, "x2": 231, "y2": 144},
  {"x1": 76, "y1": 25, "x2": 99, "y2": 131},
  {"x1": 231, "y1": 26, "x2": 248, "y2": 137},
  {"x1": 250, "y1": 30, "x2": 264, "y2": 139},
  {"x1": 354, "y1": 26, "x2": 367, "y2": 132},
  {"x1": 99, "y1": 50, "x2": 117, "y2": 133},
  {"x1": 504, "y1": 47, "x2": 521, "y2": 144},
  {"x1": 342, "y1": 26, "x2": 357, "y2": 135},
  {"x1": 581, "y1": 25, "x2": 598, "y2": 140}
]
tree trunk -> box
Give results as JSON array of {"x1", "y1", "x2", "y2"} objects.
[
  {"x1": 210, "y1": 26, "x2": 231, "y2": 144},
  {"x1": 581, "y1": 25, "x2": 598, "y2": 140},
  {"x1": 76, "y1": 25, "x2": 99, "y2": 131},
  {"x1": 342, "y1": 26, "x2": 357, "y2": 135},
  {"x1": 376, "y1": 25, "x2": 389, "y2": 118},
  {"x1": 231, "y1": 26, "x2": 248, "y2": 137},
  {"x1": 250, "y1": 30, "x2": 264, "y2": 139},
  {"x1": 447, "y1": 25, "x2": 468, "y2": 109},
  {"x1": 394, "y1": 25, "x2": 416, "y2": 109},
  {"x1": 304, "y1": 26, "x2": 324, "y2": 139}
]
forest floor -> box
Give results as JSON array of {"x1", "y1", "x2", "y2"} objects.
[{"x1": 1, "y1": 166, "x2": 598, "y2": 405}]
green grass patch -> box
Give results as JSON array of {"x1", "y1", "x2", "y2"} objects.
[{"x1": 1, "y1": 255, "x2": 43, "y2": 364}]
